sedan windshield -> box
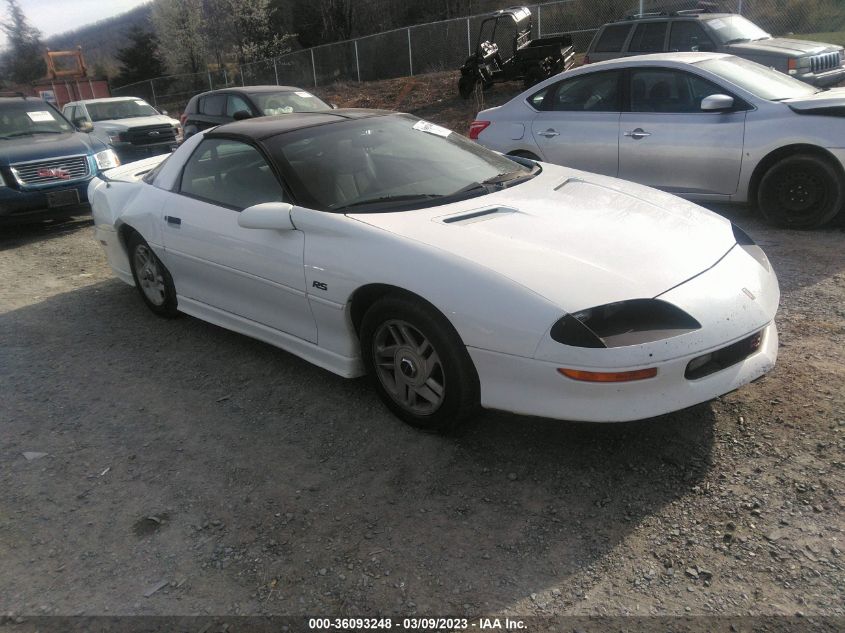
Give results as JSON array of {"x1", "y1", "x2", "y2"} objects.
[
  {"x1": 87, "y1": 100, "x2": 159, "y2": 121},
  {"x1": 705, "y1": 15, "x2": 770, "y2": 44},
  {"x1": 695, "y1": 56, "x2": 818, "y2": 101},
  {"x1": 249, "y1": 90, "x2": 331, "y2": 116},
  {"x1": 266, "y1": 114, "x2": 535, "y2": 212},
  {"x1": 0, "y1": 102, "x2": 72, "y2": 139}
]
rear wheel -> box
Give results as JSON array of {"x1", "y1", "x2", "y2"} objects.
[
  {"x1": 127, "y1": 232, "x2": 179, "y2": 318},
  {"x1": 758, "y1": 154, "x2": 843, "y2": 229},
  {"x1": 360, "y1": 295, "x2": 479, "y2": 433},
  {"x1": 458, "y1": 75, "x2": 477, "y2": 100}
]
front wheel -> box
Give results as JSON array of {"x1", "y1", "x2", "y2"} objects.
[
  {"x1": 758, "y1": 154, "x2": 844, "y2": 229},
  {"x1": 360, "y1": 295, "x2": 480, "y2": 433},
  {"x1": 127, "y1": 232, "x2": 179, "y2": 317}
]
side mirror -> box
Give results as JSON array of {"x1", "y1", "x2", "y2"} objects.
[
  {"x1": 160, "y1": 110, "x2": 168, "y2": 116},
  {"x1": 238, "y1": 202, "x2": 295, "y2": 231},
  {"x1": 701, "y1": 94, "x2": 735, "y2": 112},
  {"x1": 76, "y1": 120, "x2": 93, "y2": 132},
  {"x1": 233, "y1": 109, "x2": 253, "y2": 121},
  {"x1": 330, "y1": 103, "x2": 339, "y2": 109}
]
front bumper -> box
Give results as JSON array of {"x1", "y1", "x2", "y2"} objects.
[
  {"x1": 0, "y1": 179, "x2": 92, "y2": 225},
  {"x1": 796, "y1": 65, "x2": 845, "y2": 87},
  {"x1": 471, "y1": 320, "x2": 777, "y2": 422},
  {"x1": 110, "y1": 142, "x2": 177, "y2": 163}
]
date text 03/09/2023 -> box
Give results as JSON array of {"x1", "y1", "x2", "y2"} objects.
[{"x1": 307, "y1": 617, "x2": 527, "y2": 630}]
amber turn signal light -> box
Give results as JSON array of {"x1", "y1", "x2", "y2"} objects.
[{"x1": 557, "y1": 367, "x2": 658, "y2": 382}]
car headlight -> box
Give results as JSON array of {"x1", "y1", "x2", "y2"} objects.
[
  {"x1": 107, "y1": 132, "x2": 128, "y2": 144},
  {"x1": 94, "y1": 149, "x2": 121, "y2": 170},
  {"x1": 550, "y1": 299, "x2": 701, "y2": 349}
]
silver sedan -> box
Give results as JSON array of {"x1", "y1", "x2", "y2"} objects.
[{"x1": 472, "y1": 52, "x2": 845, "y2": 229}]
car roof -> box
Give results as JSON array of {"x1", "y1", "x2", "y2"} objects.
[
  {"x1": 585, "y1": 51, "x2": 729, "y2": 68},
  {"x1": 69, "y1": 97, "x2": 149, "y2": 105},
  {"x1": 209, "y1": 108, "x2": 395, "y2": 141},
  {"x1": 195, "y1": 85, "x2": 314, "y2": 98},
  {"x1": 611, "y1": 12, "x2": 735, "y2": 24}
]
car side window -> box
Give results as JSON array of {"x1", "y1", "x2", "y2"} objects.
[
  {"x1": 65, "y1": 106, "x2": 78, "y2": 122},
  {"x1": 630, "y1": 69, "x2": 733, "y2": 113},
  {"x1": 226, "y1": 95, "x2": 252, "y2": 117},
  {"x1": 547, "y1": 71, "x2": 621, "y2": 112},
  {"x1": 199, "y1": 94, "x2": 226, "y2": 116},
  {"x1": 594, "y1": 24, "x2": 633, "y2": 53},
  {"x1": 179, "y1": 138, "x2": 286, "y2": 210},
  {"x1": 669, "y1": 22, "x2": 716, "y2": 52},
  {"x1": 629, "y1": 22, "x2": 668, "y2": 53}
]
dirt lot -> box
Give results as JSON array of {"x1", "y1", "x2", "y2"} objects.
[{"x1": 1, "y1": 72, "x2": 844, "y2": 624}]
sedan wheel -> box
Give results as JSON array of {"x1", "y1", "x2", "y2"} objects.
[
  {"x1": 127, "y1": 232, "x2": 179, "y2": 317},
  {"x1": 361, "y1": 295, "x2": 479, "y2": 432},
  {"x1": 758, "y1": 154, "x2": 843, "y2": 229}
]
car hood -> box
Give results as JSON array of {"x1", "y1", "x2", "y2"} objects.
[
  {"x1": 349, "y1": 165, "x2": 737, "y2": 313},
  {"x1": 783, "y1": 87, "x2": 845, "y2": 113},
  {"x1": 0, "y1": 131, "x2": 104, "y2": 164},
  {"x1": 94, "y1": 115, "x2": 177, "y2": 131},
  {"x1": 726, "y1": 37, "x2": 842, "y2": 56}
]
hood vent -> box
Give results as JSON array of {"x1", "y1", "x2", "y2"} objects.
[{"x1": 439, "y1": 206, "x2": 516, "y2": 225}]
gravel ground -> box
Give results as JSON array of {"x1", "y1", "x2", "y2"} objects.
[{"x1": 1, "y1": 204, "x2": 843, "y2": 621}]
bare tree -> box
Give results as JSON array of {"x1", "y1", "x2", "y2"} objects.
[{"x1": 151, "y1": 0, "x2": 206, "y2": 76}]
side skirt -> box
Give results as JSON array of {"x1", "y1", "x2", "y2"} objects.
[{"x1": 177, "y1": 296, "x2": 365, "y2": 379}]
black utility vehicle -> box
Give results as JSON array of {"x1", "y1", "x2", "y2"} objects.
[{"x1": 458, "y1": 6, "x2": 575, "y2": 99}]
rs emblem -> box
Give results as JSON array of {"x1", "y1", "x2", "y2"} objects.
[{"x1": 312, "y1": 281, "x2": 328, "y2": 291}]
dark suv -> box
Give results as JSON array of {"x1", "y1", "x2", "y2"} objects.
[
  {"x1": 0, "y1": 95, "x2": 119, "y2": 225},
  {"x1": 584, "y1": 11, "x2": 845, "y2": 87},
  {"x1": 181, "y1": 85, "x2": 332, "y2": 138}
]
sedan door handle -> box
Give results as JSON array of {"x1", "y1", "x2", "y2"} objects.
[
  {"x1": 538, "y1": 128, "x2": 560, "y2": 138},
  {"x1": 624, "y1": 128, "x2": 651, "y2": 140},
  {"x1": 164, "y1": 215, "x2": 181, "y2": 225}
]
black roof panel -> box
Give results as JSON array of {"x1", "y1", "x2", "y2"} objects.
[{"x1": 208, "y1": 108, "x2": 396, "y2": 140}]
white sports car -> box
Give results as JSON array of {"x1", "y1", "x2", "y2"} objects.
[{"x1": 90, "y1": 110, "x2": 779, "y2": 432}]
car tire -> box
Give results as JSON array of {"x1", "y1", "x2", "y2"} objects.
[
  {"x1": 458, "y1": 75, "x2": 477, "y2": 100},
  {"x1": 127, "y1": 232, "x2": 179, "y2": 318},
  {"x1": 758, "y1": 154, "x2": 844, "y2": 229},
  {"x1": 360, "y1": 294, "x2": 480, "y2": 433}
]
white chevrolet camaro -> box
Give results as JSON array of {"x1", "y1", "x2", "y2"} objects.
[{"x1": 90, "y1": 110, "x2": 779, "y2": 432}]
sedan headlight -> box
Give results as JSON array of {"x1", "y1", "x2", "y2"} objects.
[
  {"x1": 94, "y1": 149, "x2": 121, "y2": 170},
  {"x1": 551, "y1": 299, "x2": 701, "y2": 349}
]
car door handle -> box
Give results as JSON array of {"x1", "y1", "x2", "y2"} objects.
[
  {"x1": 538, "y1": 129, "x2": 560, "y2": 138},
  {"x1": 624, "y1": 129, "x2": 651, "y2": 140},
  {"x1": 164, "y1": 215, "x2": 181, "y2": 225}
]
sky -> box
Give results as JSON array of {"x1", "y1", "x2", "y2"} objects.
[{"x1": 1, "y1": 0, "x2": 149, "y2": 47}]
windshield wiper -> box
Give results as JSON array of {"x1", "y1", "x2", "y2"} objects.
[
  {"x1": 333, "y1": 194, "x2": 442, "y2": 211},
  {"x1": 0, "y1": 130, "x2": 64, "y2": 138},
  {"x1": 723, "y1": 38, "x2": 751, "y2": 45}
]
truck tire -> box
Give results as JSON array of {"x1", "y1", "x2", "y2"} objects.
[{"x1": 459, "y1": 75, "x2": 477, "y2": 99}]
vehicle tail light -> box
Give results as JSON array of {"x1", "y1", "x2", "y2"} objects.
[
  {"x1": 583, "y1": 54, "x2": 591, "y2": 65},
  {"x1": 179, "y1": 113, "x2": 188, "y2": 126},
  {"x1": 469, "y1": 120, "x2": 491, "y2": 140},
  {"x1": 787, "y1": 58, "x2": 798, "y2": 74},
  {"x1": 557, "y1": 367, "x2": 657, "y2": 383}
]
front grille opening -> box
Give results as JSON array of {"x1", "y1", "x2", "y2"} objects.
[{"x1": 685, "y1": 331, "x2": 763, "y2": 380}]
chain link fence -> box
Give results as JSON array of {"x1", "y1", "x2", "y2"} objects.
[{"x1": 112, "y1": 0, "x2": 845, "y2": 114}]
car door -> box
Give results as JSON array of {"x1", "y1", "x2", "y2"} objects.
[
  {"x1": 529, "y1": 70, "x2": 622, "y2": 177},
  {"x1": 618, "y1": 67, "x2": 747, "y2": 196},
  {"x1": 160, "y1": 136, "x2": 317, "y2": 342}
]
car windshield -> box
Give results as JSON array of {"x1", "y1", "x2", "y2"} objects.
[
  {"x1": 0, "y1": 102, "x2": 72, "y2": 139},
  {"x1": 86, "y1": 99, "x2": 159, "y2": 121},
  {"x1": 249, "y1": 90, "x2": 331, "y2": 116},
  {"x1": 267, "y1": 114, "x2": 536, "y2": 212},
  {"x1": 705, "y1": 15, "x2": 770, "y2": 44},
  {"x1": 695, "y1": 55, "x2": 819, "y2": 100}
]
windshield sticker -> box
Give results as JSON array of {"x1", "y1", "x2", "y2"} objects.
[
  {"x1": 27, "y1": 111, "x2": 54, "y2": 122},
  {"x1": 295, "y1": 91, "x2": 314, "y2": 98},
  {"x1": 412, "y1": 120, "x2": 451, "y2": 138},
  {"x1": 708, "y1": 18, "x2": 726, "y2": 30}
]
